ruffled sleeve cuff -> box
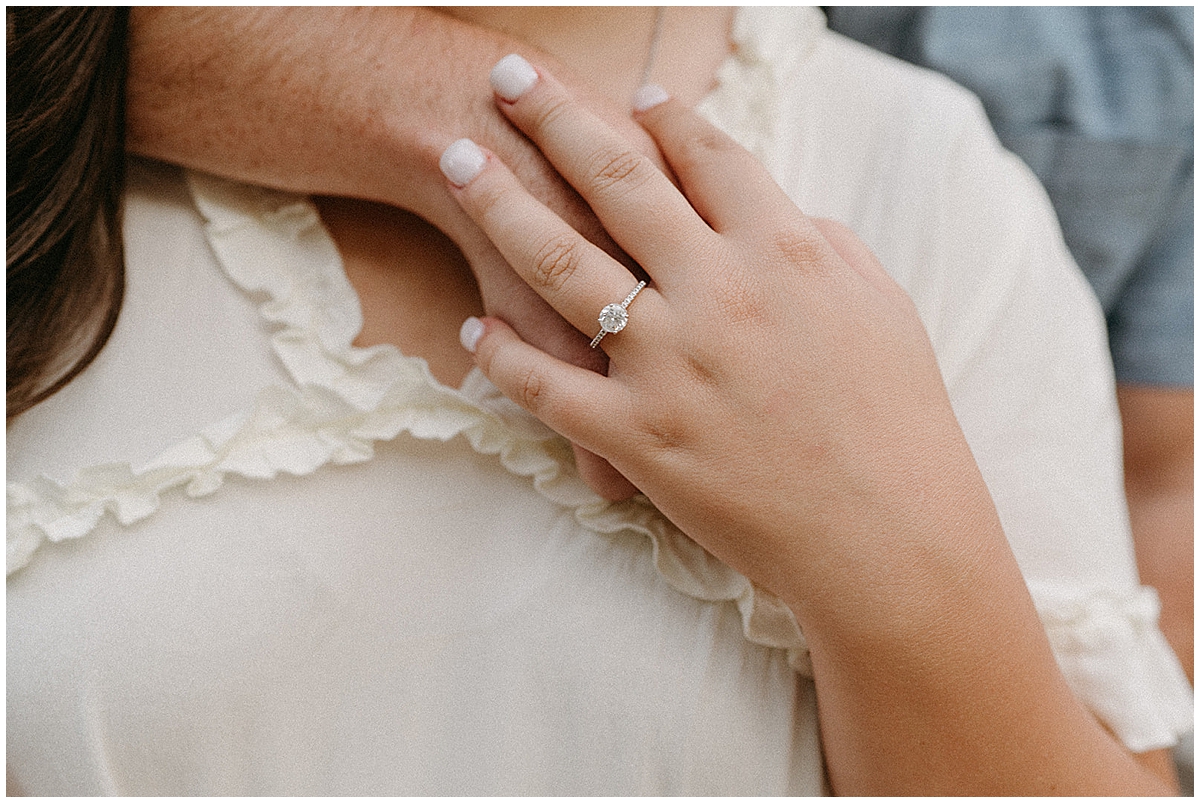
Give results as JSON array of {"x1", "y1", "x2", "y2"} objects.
[{"x1": 1036, "y1": 585, "x2": 1193, "y2": 752}]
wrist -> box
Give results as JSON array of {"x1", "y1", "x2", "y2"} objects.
[
  {"x1": 370, "y1": 10, "x2": 561, "y2": 210},
  {"x1": 774, "y1": 443, "x2": 1012, "y2": 637}
]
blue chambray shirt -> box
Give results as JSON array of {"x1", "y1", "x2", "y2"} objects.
[{"x1": 827, "y1": 6, "x2": 1194, "y2": 387}]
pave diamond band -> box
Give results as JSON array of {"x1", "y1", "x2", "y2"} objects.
[{"x1": 590, "y1": 281, "x2": 647, "y2": 348}]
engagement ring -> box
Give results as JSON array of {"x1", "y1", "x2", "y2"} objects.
[{"x1": 590, "y1": 281, "x2": 647, "y2": 348}]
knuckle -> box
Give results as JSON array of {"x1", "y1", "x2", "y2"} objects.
[
  {"x1": 631, "y1": 406, "x2": 699, "y2": 456},
  {"x1": 674, "y1": 127, "x2": 740, "y2": 172},
  {"x1": 528, "y1": 94, "x2": 573, "y2": 136},
  {"x1": 530, "y1": 234, "x2": 583, "y2": 291},
  {"x1": 683, "y1": 352, "x2": 720, "y2": 386},
  {"x1": 470, "y1": 178, "x2": 509, "y2": 224},
  {"x1": 710, "y1": 270, "x2": 769, "y2": 327},
  {"x1": 473, "y1": 332, "x2": 499, "y2": 376},
  {"x1": 585, "y1": 146, "x2": 652, "y2": 197},
  {"x1": 516, "y1": 366, "x2": 548, "y2": 413},
  {"x1": 645, "y1": 424, "x2": 685, "y2": 453},
  {"x1": 771, "y1": 226, "x2": 826, "y2": 268}
]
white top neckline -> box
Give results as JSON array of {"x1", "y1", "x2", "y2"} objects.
[
  {"x1": 7, "y1": 8, "x2": 1190, "y2": 760},
  {"x1": 7, "y1": 6, "x2": 827, "y2": 672}
]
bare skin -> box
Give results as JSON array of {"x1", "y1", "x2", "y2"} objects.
[
  {"x1": 445, "y1": 61, "x2": 1178, "y2": 795},
  {"x1": 315, "y1": 197, "x2": 484, "y2": 388},
  {"x1": 1119, "y1": 385, "x2": 1193, "y2": 682}
]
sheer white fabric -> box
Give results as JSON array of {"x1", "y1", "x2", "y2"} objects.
[{"x1": 8, "y1": 7, "x2": 1190, "y2": 794}]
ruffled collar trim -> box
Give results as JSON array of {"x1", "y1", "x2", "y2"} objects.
[{"x1": 6, "y1": 9, "x2": 825, "y2": 672}]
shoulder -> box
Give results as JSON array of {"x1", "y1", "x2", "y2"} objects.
[{"x1": 754, "y1": 15, "x2": 1086, "y2": 354}]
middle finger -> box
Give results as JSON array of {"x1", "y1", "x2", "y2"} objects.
[{"x1": 489, "y1": 54, "x2": 715, "y2": 282}]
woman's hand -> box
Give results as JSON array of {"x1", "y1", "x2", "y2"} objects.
[
  {"x1": 441, "y1": 57, "x2": 1176, "y2": 796},
  {"x1": 443, "y1": 61, "x2": 994, "y2": 609}
]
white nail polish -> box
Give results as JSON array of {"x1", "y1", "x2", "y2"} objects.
[
  {"x1": 459, "y1": 316, "x2": 485, "y2": 353},
  {"x1": 439, "y1": 138, "x2": 486, "y2": 187},
  {"x1": 632, "y1": 84, "x2": 670, "y2": 113},
  {"x1": 490, "y1": 53, "x2": 539, "y2": 102}
]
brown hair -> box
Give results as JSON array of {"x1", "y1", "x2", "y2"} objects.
[{"x1": 7, "y1": 7, "x2": 129, "y2": 422}]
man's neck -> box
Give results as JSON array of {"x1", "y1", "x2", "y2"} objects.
[{"x1": 436, "y1": 7, "x2": 734, "y2": 107}]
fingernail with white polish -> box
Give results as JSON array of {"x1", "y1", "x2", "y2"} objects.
[
  {"x1": 632, "y1": 84, "x2": 670, "y2": 113},
  {"x1": 459, "y1": 316, "x2": 485, "y2": 353},
  {"x1": 491, "y1": 53, "x2": 539, "y2": 102},
  {"x1": 440, "y1": 138, "x2": 486, "y2": 187}
]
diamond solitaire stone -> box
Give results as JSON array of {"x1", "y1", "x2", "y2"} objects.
[
  {"x1": 598, "y1": 303, "x2": 629, "y2": 333},
  {"x1": 590, "y1": 280, "x2": 646, "y2": 348}
]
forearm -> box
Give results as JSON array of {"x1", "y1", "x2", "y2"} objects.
[
  {"x1": 126, "y1": 8, "x2": 656, "y2": 250},
  {"x1": 128, "y1": 8, "x2": 498, "y2": 215},
  {"x1": 765, "y1": 436, "x2": 1173, "y2": 794},
  {"x1": 795, "y1": 525, "x2": 1173, "y2": 795},
  {"x1": 796, "y1": 566, "x2": 1171, "y2": 792}
]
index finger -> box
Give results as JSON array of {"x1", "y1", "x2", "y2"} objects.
[
  {"x1": 633, "y1": 89, "x2": 802, "y2": 236},
  {"x1": 489, "y1": 54, "x2": 715, "y2": 282}
]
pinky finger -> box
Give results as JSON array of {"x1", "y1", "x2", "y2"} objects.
[{"x1": 463, "y1": 316, "x2": 623, "y2": 456}]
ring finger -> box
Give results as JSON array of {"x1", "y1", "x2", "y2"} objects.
[{"x1": 441, "y1": 137, "x2": 659, "y2": 351}]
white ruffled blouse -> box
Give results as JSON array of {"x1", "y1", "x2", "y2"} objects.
[{"x1": 7, "y1": 7, "x2": 1191, "y2": 795}]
